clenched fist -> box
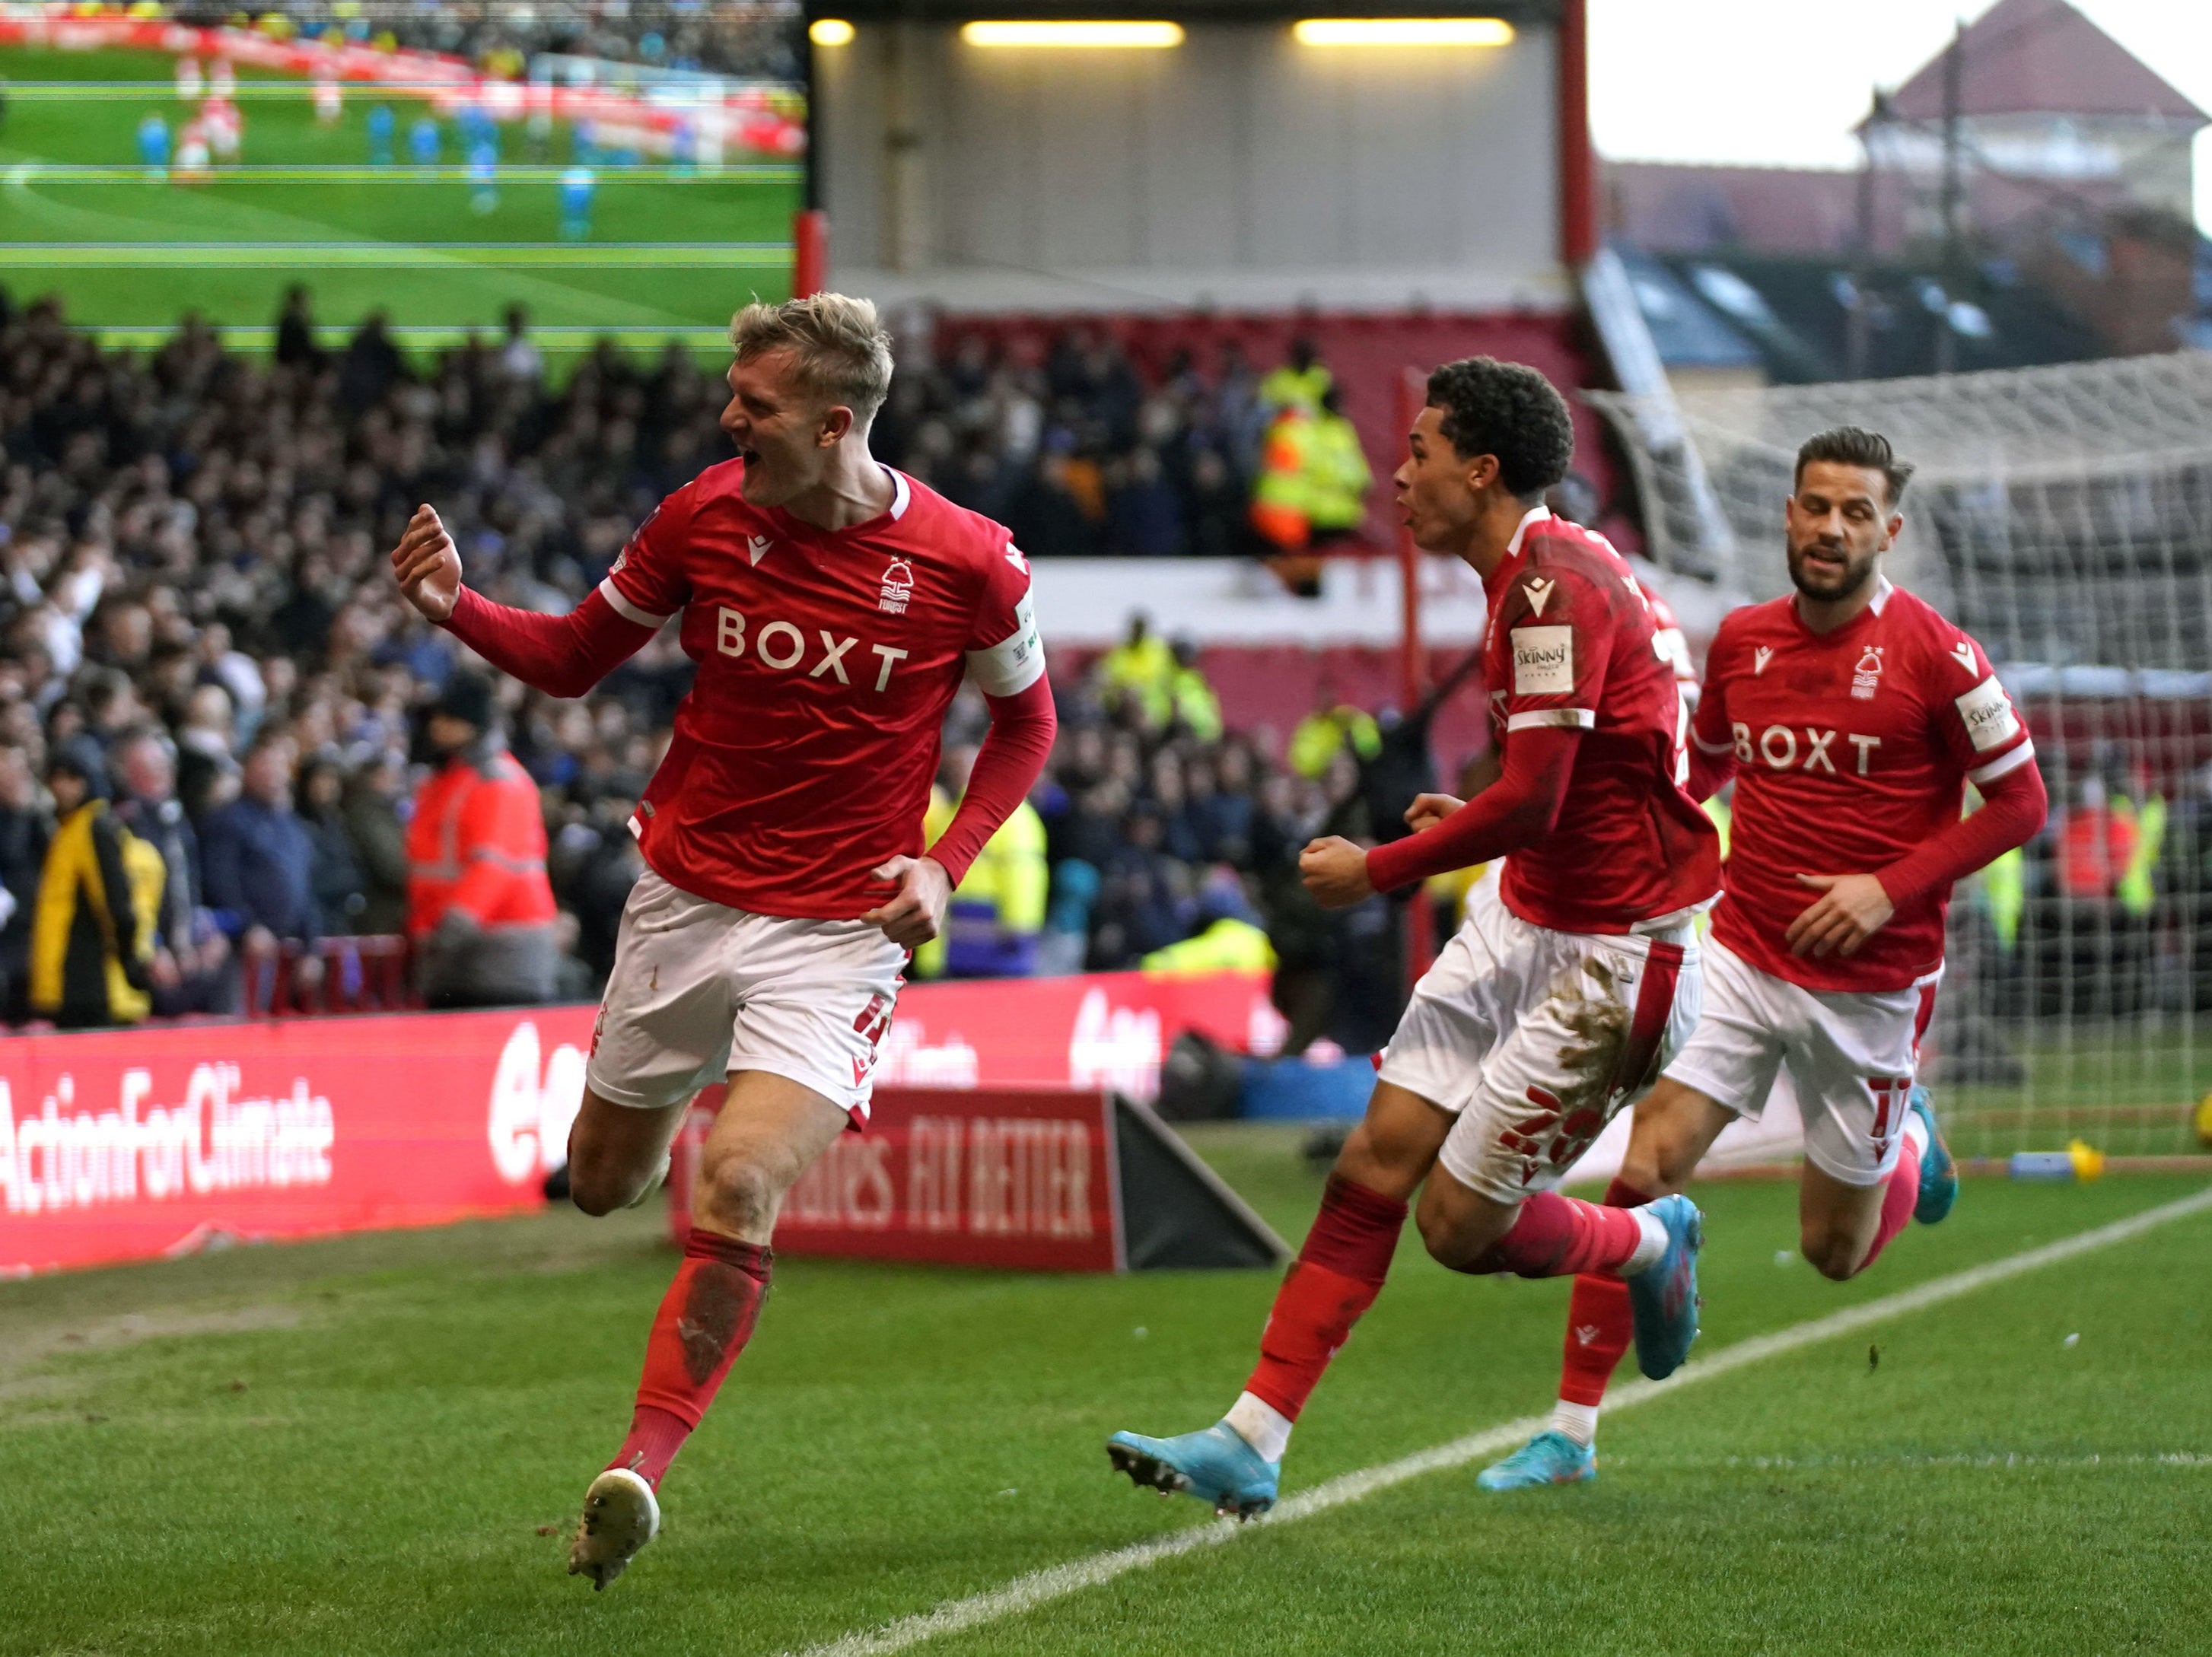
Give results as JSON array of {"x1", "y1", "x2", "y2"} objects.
[
  {"x1": 1299, "y1": 835, "x2": 1376, "y2": 909},
  {"x1": 1404, "y1": 792, "x2": 1465, "y2": 835},
  {"x1": 861, "y1": 855, "x2": 952, "y2": 949},
  {"x1": 391, "y1": 503, "x2": 463, "y2": 623}
]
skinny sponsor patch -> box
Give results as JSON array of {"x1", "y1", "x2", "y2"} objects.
[
  {"x1": 1955, "y1": 676, "x2": 2019, "y2": 752},
  {"x1": 1512, "y1": 625, "x2": 1574, "y2": 696}
]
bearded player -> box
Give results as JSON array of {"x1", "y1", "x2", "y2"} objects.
[
  {"x1": 1106, "y1": 358, "x2": 1722, "y2": 1519},
  {"x1": 390, "y1": 294, "x2": 1055, "y2": 1585},
  {"x1": 1478, "y1": 426, "x2": 2048, "y2": 1491}
]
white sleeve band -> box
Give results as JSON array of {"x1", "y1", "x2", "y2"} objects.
[
  {"x1": 1506, "y1": 708, "x2": 1596, "y2": 732},
  {"x1": 966, "y1": 592, "x2": 1047, "y2": 698},
  {"x1": 1954, "y1": 675, "x2": 2020, "y2": 752},
  {"x1": 1692, "y1": 729, "x2": 1735, "y2": 754},
  {"x1": 1968, "y1": 739, "x2": 2035, "y2": 786},
  {"x1": 597, "y1": 576, "x2": 671, "y2": 628}
]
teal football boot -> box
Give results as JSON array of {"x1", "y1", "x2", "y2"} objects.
[
  {"x1": 1626, "y1": 1193, "x2": 1704, "y2": 1380},
  {"x1": 1476, "y1": 1430, "x2": 1596, "y2": 1491},
  {"x1": 1908, "y1": 1086, "x2": 1959, "y2": 1224},
  {"x1": 1106, "y1": 1422, "x2": 1278, "y2": 1519}
]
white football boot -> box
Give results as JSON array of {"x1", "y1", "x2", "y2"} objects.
[{"x1": 567, "y1": 1467, "x2": 660, "y2": 1589}]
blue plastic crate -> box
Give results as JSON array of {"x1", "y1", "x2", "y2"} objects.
[{"x1": 1239, "y1": 1055, "x2": 1376, "y2": 1120}]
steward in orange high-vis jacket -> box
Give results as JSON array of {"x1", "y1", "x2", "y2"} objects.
[{"x1": 406, "y1": 673, "x2": 559, "y2": 1007}]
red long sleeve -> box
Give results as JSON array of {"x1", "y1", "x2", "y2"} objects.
[
  {"x1": 1365, "y1": 726, "x2": 1582, "y2": 893},
  {"x1": 441, "y1": 584, "x2": 656, "y2": 698},
  {"x1": 925, "y1": 676, "x2": 1057, "y2": 886},
  {"x1": 1687, "y1": 738, "x2": 1736, "y2": 804},
  {"x1": 1875, "y1": 759, "x2": 2048, "y2": 908}
]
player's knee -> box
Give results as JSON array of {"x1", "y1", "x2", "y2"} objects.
[
  {"x1": 1415, "y1": 1213, "x2": 1486, "y2": 1273},
  {"x1": 1800, "y1": 1226, "x2": 1862, "y2": 1282},
  {"x1": 1618, "y1": 1143, "x2": 1688, "y2": 1198},
  {"x1": 565, "y1": 1156, "x2": 637, "y2": 1217},
  {"x1": 1412, "y1": 1182, "x2": 1502, "y2": 1272},
  {"x1": 1412, "y1": 1197, "x2": 1464, "y2": 1267},
  {"x1": 696, "y1": 1148, "x2": 782, "y2": 1236}
]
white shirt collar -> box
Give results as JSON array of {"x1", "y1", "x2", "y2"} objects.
[
  {"x1": 1869, "y1": 574, "x2": 1894, "y2": 614},
  {"x1": 886, "y1": 467, "x2": 912, "y2": 521},
  {"x1": 1506, "y1": 504, "x2": 1552, "y2": 558}
]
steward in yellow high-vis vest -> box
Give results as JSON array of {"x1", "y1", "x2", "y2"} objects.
[
  {"x1": 916, "y1": 780, "x2": 1049, "y2": 978},
  {"x1": 1306, "y1": 389, "x2": 1372, "y2": 543},
  {"x1": 31, "y1": 740, "x2": 161, "y2": 1027},
  {"x1": 1095, "y1": 614, "x2": 1177, "y2": 727}
]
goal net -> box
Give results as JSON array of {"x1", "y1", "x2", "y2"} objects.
[{"x1": 1591, "y1": 352, "x2": 2212, "y2": 1162}]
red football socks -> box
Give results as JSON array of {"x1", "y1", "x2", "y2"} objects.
[
  {"x1": 1243, "y1": 1174, "x2": 1406, "y2": 1421},
  {"x1": 1558, "y1": 1178, "x2": 1652, "y2": 1407},
  {"x1": 608, "y1": 1229, "x2": 773, "y2": 1488},
  {"x1": 1463, "y1": 1189, "x2": 1651, "y2": 1280},
  {"x1": 1856, "y1": 1134, "x2": 1922, "y2": 1276}
]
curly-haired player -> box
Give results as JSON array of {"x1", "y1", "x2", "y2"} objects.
[{"x1": 1105, "y1": 358, "x2": 1722, "y2": 1518}]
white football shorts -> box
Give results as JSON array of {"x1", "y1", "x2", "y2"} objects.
[
  {"x1": 1380, "y1": 889, "x2": 1702, "y2": 1204},
  {"x1": 585, "y1": 868, "x2": 908, "y2": 1123},
  {"x1": 1663, "y1": 938, "x2": 1940, "y2": 1187}
]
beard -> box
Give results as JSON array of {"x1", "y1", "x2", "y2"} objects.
[{"x1": 1786, "y1": 536, "x2": 1879, "y2": 602}]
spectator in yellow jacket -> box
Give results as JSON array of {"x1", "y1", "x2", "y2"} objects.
[
  {"x1": 1169, "y1": 637, "x2": 1224, "y2": 744},
  {"x1": 30, "y1": 738, "x2": 161, "y2": 1028},
  {"x1": 1257, "y1": 337, "x2": 1332, "y2": 415},
  {"x1": 917, "y1": 744, "x2": 1049, "y2": 978},
  {"x1": 1306, "y1": 386, "x2": 1372, "y2": 548},
  {"x1": 1288, "y1": 677, "x2": 1381, "y2": 781},
  {"x1": 1143, "y1": 870, "x2": 1277, "y2": 975},
  {"x1": 1095, "y1": 612, "x2": 1176, "y2": 728}
]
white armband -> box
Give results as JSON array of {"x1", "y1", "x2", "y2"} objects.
[{"x1": 966, "y1": 593, "x2": 1047, "y2": 697}]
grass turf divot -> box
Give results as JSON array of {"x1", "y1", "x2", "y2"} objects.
[{"x1": 791, "y1": 1183, "x2": 2212, "y2": 1657}]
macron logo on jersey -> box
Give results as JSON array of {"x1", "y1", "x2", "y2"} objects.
[
  {"x1": 1523, "y1": 576, "x2": 1555, "y2": 618},
  {"x1": 1753, "y1": 645, "x2": 1774, "y2": 676},
  {"x1": 747, "y1": 534, "x2": 775, "y2": 567},
  {"x1": 1951, "y1": 640, "x2": 1977, "y2": 675}
]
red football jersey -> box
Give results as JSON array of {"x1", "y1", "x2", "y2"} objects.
[
  {"x1": 1637, "y1": 577, "x2": 1700, "y2": 708},
  {"x1": 1484, "y1": 508, "x2": 1720, "y2": 933},
  {"x1": 600, "y1": 461, "x2": 1045, "y2": 918},
  {"x1": 1692, "y1": 579, "x2": 2033, "y2": 991}
]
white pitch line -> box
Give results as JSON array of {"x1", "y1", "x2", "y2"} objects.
[{"x1": 790, "y1": 1183, "x2": 2212, "y2": 1657}]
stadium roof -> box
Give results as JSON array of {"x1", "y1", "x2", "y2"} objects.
[
  {"x1": 1867, "y1": 0, "x2": 2207, "y2": 128},
  {"x1": 827, "y1": 1, "x2": 1561, "y2": 23}
]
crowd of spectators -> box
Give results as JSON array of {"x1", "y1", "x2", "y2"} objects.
[
  {"x1": 0, "y1": 288, "x2": 1405, "y2": 1046},
  {"x1": 870, "y1": 331, "x2": 1294, "y2": 561},
  {"x1": 183, "y1": 2, "x2": 806, "y2": 82}
]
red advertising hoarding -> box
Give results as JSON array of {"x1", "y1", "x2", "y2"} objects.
[
  {"x1": 718, "y1": 1087, "x2": 1125, "y2": 1272},
  {"x1": 0, "y1": 972, "x2": 1272, "y2": 1277},
  {"x1": 0, "y1": 1012, "x2": 585, "y2": 1277}
]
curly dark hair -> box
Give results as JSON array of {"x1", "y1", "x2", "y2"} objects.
[
  {"x1": 1794, "y1": 426, "x2": 1914, "y2": 506},
  {"x1": 1424, "y1": 357, "x2": 1575, "y2": 498}
]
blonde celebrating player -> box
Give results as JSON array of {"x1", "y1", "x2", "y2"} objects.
[
  {"x1": 390, "y1": 294, "x2": 1055, "y2": 1585},
  {"x1": 1479, "y1": 425, "x2": 2047, "y2": 1492}
]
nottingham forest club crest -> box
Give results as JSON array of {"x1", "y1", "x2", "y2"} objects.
[
  {"x1": 879, "y1": 559, "x2": 915, "y2": 615},
  {"x1": 1852, "y1": 644, "x2": 1885, "y2": 701}
]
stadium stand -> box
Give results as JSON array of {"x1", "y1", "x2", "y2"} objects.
[{"x1": 0, "y1": 290, "x2": 1424, "y2": 1038}]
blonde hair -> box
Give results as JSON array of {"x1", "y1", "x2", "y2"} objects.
[{"x1": 728, "y1": 292, "x2": 894, "y2": 423}]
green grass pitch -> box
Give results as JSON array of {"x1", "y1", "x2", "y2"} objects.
[
  {"x1": 5, "y1": 1126, "x2": 2207, "y2": 1655},
  {"x1": 0, "y1": 46, "x2": 800, "y2": 352}
]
